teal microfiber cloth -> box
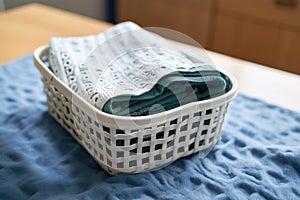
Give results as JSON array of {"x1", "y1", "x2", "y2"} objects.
[{"x1": 103, "y1": 67, "x2": 232, "y2": 116}]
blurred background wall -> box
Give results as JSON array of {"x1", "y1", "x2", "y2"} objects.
[
  {"x1": 0, "y1": 0, "x2": 5, "y2": 12},
  {"x1": 1, "y1": 0, "x2": 299, "y2": 75},
  {"x1": 116, "y1": 0, "x2": 300, "y2": 75}
]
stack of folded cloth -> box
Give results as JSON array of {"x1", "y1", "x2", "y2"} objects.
[{"x1": 49, "y1": 22, "x2": 232, "y2": 116}]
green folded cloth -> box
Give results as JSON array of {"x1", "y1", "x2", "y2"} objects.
[{"x1": 103, "y1": 67, "x2": 232, "y2": 116}]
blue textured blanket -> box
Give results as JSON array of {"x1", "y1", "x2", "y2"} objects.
[{"x1": 1, "y1": 56, "x2": 300, "y2": 200}]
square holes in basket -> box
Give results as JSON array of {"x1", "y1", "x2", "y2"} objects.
[
  {"x1": 43, "y1": 75, "x2": 228, "y2": 173},
  {"x1": 94, "y1": 106, "x2": 224, "y2": 172}
]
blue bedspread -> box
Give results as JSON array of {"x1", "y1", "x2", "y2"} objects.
[{"x1": 1, "y1": 56, "x2": 300, "y2": 200}]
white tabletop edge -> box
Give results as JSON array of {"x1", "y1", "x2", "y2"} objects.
[{"x1": 169, "y1": 40, "x2": 300, "y2": 112}]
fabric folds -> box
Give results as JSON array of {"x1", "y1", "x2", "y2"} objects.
[{"x1": 49, "y1": 22, "x2": 232, "y2": 116}]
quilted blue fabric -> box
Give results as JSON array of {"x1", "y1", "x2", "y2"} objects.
[{"x1": 1, "y1": 56, "x2": 300, "y2": 200}]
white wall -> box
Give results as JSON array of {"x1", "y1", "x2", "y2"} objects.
[{"x1": 4, "y1": 0, "x2": 107, "y2": 20}]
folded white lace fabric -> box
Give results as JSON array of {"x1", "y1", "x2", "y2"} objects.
[
  {"x1": 49, "y1": 22, "x2": 141, "y2": 92},
  {"x1": 49, "y1": 22, "x2": 231, "y2": 116}
]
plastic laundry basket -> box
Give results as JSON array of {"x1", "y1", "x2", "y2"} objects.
[{"x1": 34, "y1": 45, "x2": 238, "y2": 175}]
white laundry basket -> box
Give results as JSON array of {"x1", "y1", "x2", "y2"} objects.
[{"x1": 34, "y1": 45, "x2": 238, "y2": 175}]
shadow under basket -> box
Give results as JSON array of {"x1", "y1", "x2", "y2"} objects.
[{"x1": 34, "y1": 45, "x2": 238, "y2": 175}]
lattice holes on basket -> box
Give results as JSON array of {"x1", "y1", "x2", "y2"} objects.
[{"x1": 42, "y1": 74, "x2": 228, "y2": 175}]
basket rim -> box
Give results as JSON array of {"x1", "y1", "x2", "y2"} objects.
[{"x1": 34, "y1": 45, "x2": 238, "y2": 129}]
